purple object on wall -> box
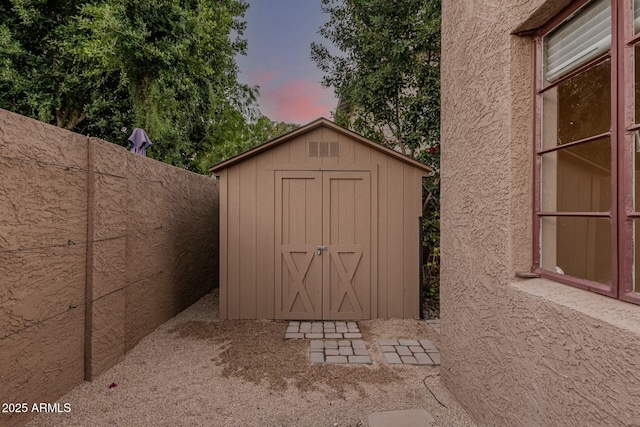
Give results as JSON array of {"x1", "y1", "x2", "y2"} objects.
[{"x1": 128, "y1": 128, "x2": 152, "y2": 156}]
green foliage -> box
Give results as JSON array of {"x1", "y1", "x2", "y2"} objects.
[
  {"x1": 0, "y1": 0, "x2": 256, "y2": 173},
  {"x1": 311, "y1": 0, "x2": 440, "y2": 159},
  {"x1": 198, "y1": 116, "x2": 300, "y2": 169},
  {"x1": 422, "y1": 174, "x2": 440, "y2": 301}
]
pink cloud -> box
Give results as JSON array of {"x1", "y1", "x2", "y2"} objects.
[
  {"x1": 250, "y1": 68, "x2": 280, "y2": 88},
  {"x1": 259, "y1": 79, "x2": 336, "y2": 123}
]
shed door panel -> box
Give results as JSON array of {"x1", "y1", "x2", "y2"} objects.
[
  {"x1": 323, "y1": 172, "x2": 371, "y2": 319},
  {"x1": 275, "y1": 172, "x2": 322, "y2": 319}
]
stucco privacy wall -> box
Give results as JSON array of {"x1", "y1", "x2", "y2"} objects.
[
  {"x1": 441, "y1": 1, "x2": 640, "y2": 426},
  {"x1": 0, "y1": 109, "x2": 218, "y2": 427}
]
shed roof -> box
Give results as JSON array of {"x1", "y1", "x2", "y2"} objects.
[{"x1": 209, "y1": 117, "x2": 433, "y2": 174}]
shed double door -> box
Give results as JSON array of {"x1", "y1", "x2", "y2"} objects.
[{"x1": 275, "y1": 171, "x2": 372, "y2": 320}]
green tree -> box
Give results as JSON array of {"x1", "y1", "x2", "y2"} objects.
[
  {"x1": 200, "y1": 116, "x2": 299, "y2": 168},
  {"x1": 0, "y1": 0, "x2": 255, "y2": 173},
  {"x1": 311, "y1": 0, "x2": 440, "y2": 162}
]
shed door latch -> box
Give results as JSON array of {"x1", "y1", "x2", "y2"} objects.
[{"x1": 317, "y1": 245, "x2": 327, "y2": 255}]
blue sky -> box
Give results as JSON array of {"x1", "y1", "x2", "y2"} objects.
[{"x1": 235, "y1": 0, "x2": 339, "y2": 124}]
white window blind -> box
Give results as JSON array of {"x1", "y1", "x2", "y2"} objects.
[{"x1": 544, "y1": 0, "x2": 611, "y2": 83}]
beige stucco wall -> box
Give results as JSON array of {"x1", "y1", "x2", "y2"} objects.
[
  {"x1": 441, "y1": 1, "x2": 640, "y2": 425},
  {"x1": 0, "y1": 109, "x2": 218, "y2": 427}
]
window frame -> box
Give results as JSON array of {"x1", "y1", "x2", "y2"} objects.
[{"x1": 532, "y1": 0, "x2": 636, "y2": 301}]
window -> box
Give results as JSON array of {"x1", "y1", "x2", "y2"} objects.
[{"x1": 534, "y1": 0, "x2": 640, "y2": 305}]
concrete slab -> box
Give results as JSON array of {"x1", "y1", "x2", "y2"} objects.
[{"x1": 368, "y1": 409, "x2": 436, "y2": 427}]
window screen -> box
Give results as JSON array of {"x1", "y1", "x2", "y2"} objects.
[{"x1": 544, "y1": 0, "x2": 611, "y2": 82}]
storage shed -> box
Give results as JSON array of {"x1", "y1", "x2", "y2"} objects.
[{"x1": 210, "y1": 118, "x2": 432, "y2": 320}]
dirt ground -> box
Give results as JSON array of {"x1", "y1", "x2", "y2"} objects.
[{"x1": 27, "y1": 290, "x2": 476, "y2": 427}]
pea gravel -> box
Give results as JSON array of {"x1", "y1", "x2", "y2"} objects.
[{"x1": 27, "y1": 290, "x2": 476, "y2": 427}]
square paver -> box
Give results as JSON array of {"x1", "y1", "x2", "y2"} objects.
[
  {"x1": 379, "y1": 339, "x2": 399, "y2": 346},
  {"x1": 354, "y1": 348, "x2": 369, "y2": 356},
  {"x1": 325, "y1": 333, "x2": 342, "y2": 339},
  {"x1": 286, "y1": 326, "x2": 299, "y2": 333},
  {"x1": 368, "y1": 409, "x2": 436, "y2": 427},
  {"x1": 380, "y1": 345, "x2": 396, "y2": 353},
  {"x1": 419, "y1": 340, "x2": 438, "y2": 352},
  {"x1": 310, "y1": 353, "x2": 324, "y2": 364},
  {"x1": 339, "y1": 347, "x2": 354, "y2": 356},
  {"x1": 428, "y1": 352, "x2": 440, "y2": 365},
  {"x1": 414, "y1": 353, "x2": 434, "y2": 365},
  {"x1": 324, "y1": 341, "x2": 338, "y2": 349},
  {"x1": 352, "y1": 340, "x2": 366, "y2": 349},
  {"x1": 310, "y1": 341, "x2": 324, "y2": 350},
  {"x1": 398, "y1": 339, "x2": 420, "y2": 346},
  {"x1": 383, "y1": 352, "x2": 402, "y2": 364},
  {"x1": 338, "y1": 340, "x2": 351, "y2": 347},
  {"x1": 401, "y1": 356, "x2": 418, "y2": 365},
  {"x1": 325, "y1": 349, "x2": 339, "y2": 356},
  {"x1": 396, "y1": 346, "x2": 412, "y2": 356},
  {"x1": 409, "y1": 346, "x2": 425, "y2": 353}
]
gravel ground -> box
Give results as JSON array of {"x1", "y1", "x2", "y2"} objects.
[{"x1": 27, "y1": 290, "x2": 476, "y2": 427}]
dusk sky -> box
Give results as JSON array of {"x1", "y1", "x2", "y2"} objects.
[{"x1": 236, "y1": 0, "x2": 339, "y2": 125}]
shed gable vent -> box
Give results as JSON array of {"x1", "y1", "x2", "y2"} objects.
[
  {"x1": 308, "y1": 141, "x2": 340, "y2": 158},
  {"x1": 309, "y1": 141, "x2": 319, "y2": 157}
]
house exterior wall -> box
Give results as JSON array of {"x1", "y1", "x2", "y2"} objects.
[
  {"x1": 441, "y1": 1, "x2": 640, "y2": 426},
  {"x1": 0, "y1": 109, "x2": 218, "y2": 427},
  {"x1": 218, "y1": 124, "x2": 425, "y2": 319}
]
